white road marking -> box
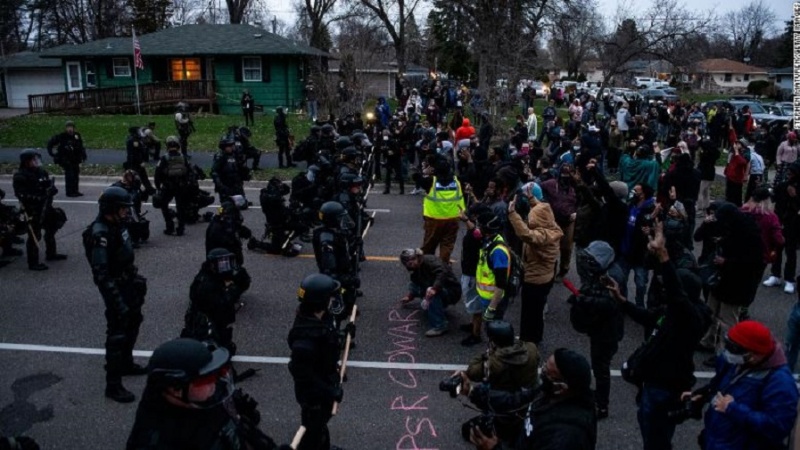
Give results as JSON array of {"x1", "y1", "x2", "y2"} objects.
[
  {"x1": 365, "y1": 208, "x2": 391, "y2": 213},
  {"x1": 0, "y1": 342, "x2": 718, "y2": 377}
]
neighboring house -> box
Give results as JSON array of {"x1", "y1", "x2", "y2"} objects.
[
  {"x1": 692, "y1": 58, "x2": 769, "y2": 93},
  {"x1": 555, "y1": 60, "x2": 604, "y2": 83},
  {"x1": 327, "y1": 57, "x2": 428, "y2": 99},
  {"x1": 769, "y1": 67, "x2": 792, "y2": 93},
  {"x1": 0, "y1": 51, "x2": 63, "y2": 108},
  {"x1": 34, "y1": 24, "x2": 328, "y2": 114}
]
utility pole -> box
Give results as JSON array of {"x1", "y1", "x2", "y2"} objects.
[{"x1": 272, "y1": 16, "x2": 277, "y2": 34}]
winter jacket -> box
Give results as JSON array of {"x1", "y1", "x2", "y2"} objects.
[
  {"x1": 509, "y1": 203, "x2": 563, "y2": 285},
  {"x1": 724, "y1": 153, "x2": 748, "y2": 185},
  {"x1": 712, "y1": 204, "x2": 764, "y2": 306},
  {"x1": 409, "y1": 254, "x2": 462, "y2": 302},
  {"x1": 740, "y1": 205, "x2": 784, "y2": 264},
  {"x1": 620, "y1": 197, "x2": 655, "y2": 265},
  {"x1": 698, "y1": 140, "x2": 721, "y2": 181},
  {"x1": 466, "y1": 341, "x2": 540, "y2": 391},
  {"x1": 662, "y1": 156, "x2": 701, "y2": 202},
  {"x1": 541, "y1": 178, "x2": 577, "y2": 226},
  {"x1": 455, "y1": 118, "x2": 476, "y2": 142},
  {"x1": 776, "y1": 140, "x2": 800, "y2": 165},
  {"x1": 573, "y1": 183, "x2": 605, "y2": 249},
  {"x1": 619, "y1": 153, "x2": 660, "y2": 192},
  {"x1": 621, "y1": 261, "x2": 707, "y2": 391},
  {"x1": 700, "y1": 346, "x2": 798, "y2": 450}
]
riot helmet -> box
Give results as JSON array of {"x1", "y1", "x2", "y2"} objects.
[
  {"x1": 321, "y1": 123, "x2": 335, "y2": 137},
  {"x1": 219, "y1": 136, "x2": 235, "y2": 151},
  {"x1": 335, "y1": 136, "x2": 353, "y2": 152},
  {"x1": 165, "y1": 135, "x2": 181, "y2": 150},
  {"x1": 19, "y1": 149, "x2": 42, "y2": 167},
  {"x1": 238, "y1": 127, "x2": 252, "y2": 139},
  {"x1": 319, "y1": 201, "x2": 353, "y2": 230},
  {"x1": 310, "y1": 125, "x2": 321, "y2": 136},
  {"x1": 350, "y1": 132, "x2": 372, "y2": 148},
  {"x1": 147, "y1": 338, "x2": 233, "y2": 409},
  {"x1": 206, "y1": 248, "x2": 238, "y2": 276},
  {"x1": 340, "y1": 146, "x2": 360, "y2": 164},
  {"x1": 297, "y1": 273, "x2": 341, "y2": 307},
  {"x1": 486, "y1": 321, "x2": 515, "y2": 347},
  {"x1": 338, "y1": 173, "x2": 363, "y2": 190},
  {"x1": 99, "y1": 186, "x2": 133, "y2": 216}
]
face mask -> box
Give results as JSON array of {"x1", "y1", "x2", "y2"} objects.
[
  {"x1": 472, "y1": 228, "x2": 483, "y2": 240},
  {"x1": 573, "y1": 146, "x2": 580, "y2": 151},
  {"x1": 723, "y1": 349, "x2": 746, "y2": 365}
]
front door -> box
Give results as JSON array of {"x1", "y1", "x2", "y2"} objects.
[{"x1": 66, "y1": 62, "x2": 82, "y2": 91}]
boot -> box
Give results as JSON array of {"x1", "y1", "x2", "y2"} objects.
[
  {"x1": 121, "y1": 363, "x2": 148, "y2": 376},
  {"x1": 105, "y1": 383, "x2": 135, "y2": 403},
  {"x1": 29, "y1": 262, "x2": 48, "y2": 271}
]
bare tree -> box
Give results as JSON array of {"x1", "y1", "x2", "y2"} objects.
[
  {"x1": 346, "y1": 0, "x2": 423, "y2": 75},
  {"x1": 548, "y1": 0, "x2": 603, "y2": 79},
  {"x1": 225, "y1": 0, "x2": 251, "y2": 23},
  {"x1": 171, "y1": 0, "x2": 205, "y2": 25},
  {"x1": 595, "y1": 0, "x2": 713, "y2": 93},
  {"x1": 302, "y1": 0, "x2": 338, "y2": 51},
  {"x1": 724, "y1": 0, "x2": 777, "y2": 62}
]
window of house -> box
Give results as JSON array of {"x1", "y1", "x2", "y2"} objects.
[
  {"x1": 242, "y1": 57, "x2": 261, "y2": 82},
  {"x1": 170, "y1": 58, "x2": 201, "y2": 80},
  {"x1": 113, "y1": 58, "x2": 131, "y2": 77},
  {"x1": 724, "y1": 73, "x2": 732, "y2": 82},
  {"x1": 85, "y1": 62, "x2": 97, "y2": 87},
  {"x1": 744, "y1": 74, "x2": 750, "y2": 81}
]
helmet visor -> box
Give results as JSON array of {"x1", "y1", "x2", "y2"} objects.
[
  {"x1": 186, "y1": 363, "x2": 235, "y2": 409},
  {"x1": 213, "y1": 254, "x2": 237, "y2": 275},
  {"x1": 339, "y1": 214, "x2": 355, "y2": 231}
]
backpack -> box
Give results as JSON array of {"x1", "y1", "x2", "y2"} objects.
[
  {"x1": 487, "y1": 240, "x2": 524, "y2": 298},
  {"x1": 567, "y1": 294, "x2": 603, "y2": 334},
  {"x1": 166, "y1": 154, "x2": 188, "y2": 178}
]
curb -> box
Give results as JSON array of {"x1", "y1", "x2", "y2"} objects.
[{"x1": 0, "y1": 174, "x2": 272, "y2": 188}]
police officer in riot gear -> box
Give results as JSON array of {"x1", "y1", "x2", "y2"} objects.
[
  {"x1": 127, "y1": 338, "x2": 289, "y2": 450},
  {"x1": 13, "y1": 149, "x2": 66, "y2": 270},
  {"x1": 183, "y1": 248, "x2": 250, "y2": 356},
  {"x1": 46, "y1": 120, "x2": 86, "y2": 197},
  {"x1": 212, "y1": 137, "x2": 247, "y2": 204},
  {"x1": 206, "y1": 196, "x2": 252, "y2": 267},
  {"x1": 112, "y1": 170, "x2": 150, "y2": 247},
  {"x1": 313, "y1": 202, "x2": 359, "y2": 322},
  {"x1": 237, "y1": 126, "x2": 262, "y2": 171},
  {"x1": 155, "y1": 136, "x2": 192, "y2": 236},
  {"x1": 288, "y1": 274, "x2": 352, "y2": 450},
  {"x1": 84, "y1": 186, "x2": 148, "y2": 403},
  {"x1": 125, "y1": 127, "x2": 156, "y2": 194},
  {"x1": 275, "y1": 107, "x2": 295, "y2": 168}
]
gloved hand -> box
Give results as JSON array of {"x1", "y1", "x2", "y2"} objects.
[
  {"x1": 332, "y1": 383, "x2": 344, "y2": 403},
  {"x1": 239, "y1": 225, "x2": 252, "y2": 240},
  {"x1": 344, "y1": 322, "x2": 356, "y2": 339},
  {"x1": 482, "y1": 307, "x2": 497, "y2": 322},
  {"x1": 232, "y1": 388, "x2": 261, "y2": 425}
]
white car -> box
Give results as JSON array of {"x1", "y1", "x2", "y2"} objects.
[{"x1": 634, "y1": 77, "x2": 669, "y2": 89}]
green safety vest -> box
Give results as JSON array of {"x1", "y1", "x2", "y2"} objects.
[
  {"x1": 476, "y1": 235, "x2": 510, "y2": 300},
  {"x1": 422, "y1": 176, "x2": 464, "y2": 219}
]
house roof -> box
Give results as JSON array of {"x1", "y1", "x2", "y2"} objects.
[
  {"x1": 41, "y1": 24, "x2": 329, "y2": 58},
  {"x1": 695, "y1": 58, "x2": 767, "y2": 74},
  {"x1": 0, "y1": 51, "x2": 62, "y2": 69},
  {"x1": 768, "y1": 67, "x2": 792, "y2": 75}
]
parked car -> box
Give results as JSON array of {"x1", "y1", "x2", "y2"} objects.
[
  {"x1": 762, "y1": 103, "x2": 790, "y2": 117},
  {"x1": 634, "y1": 77, "x2": 669, "y2": 89},
  {"x1": 703, "y1": 99, "x2": 789, "y2": 126},
  {"x1": 640, "y1": 88, "x2": 678, "y2": 102}
]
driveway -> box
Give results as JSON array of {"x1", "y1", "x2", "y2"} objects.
[{"x1": 0, "y1": 108, "x2": 28, "y2": 119}]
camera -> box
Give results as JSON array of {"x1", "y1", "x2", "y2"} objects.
[
  {"x1": 666, "y1": 397, "x2": 703, "y2": 424},
  {"x1": 439, "y1": 375, "x2": 462, "y2": 398},
  {"x1": 473, "y1": 413, "x2": 495, "y2": 436}
]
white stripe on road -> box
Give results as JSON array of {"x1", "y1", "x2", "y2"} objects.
[{"x1": 0, "y1": 342, "x2": 718, "y2": 377}]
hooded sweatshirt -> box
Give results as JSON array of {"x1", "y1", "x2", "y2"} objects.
[
  {"x1": 455, "y1": 118, "x2": 476, "y2": 142},
  {"x1": 466, "y1": 340, "x2": 540, "y2": 391},
  {"x1": 508, "y1": 202, "x2": 564, "y2": 284}
]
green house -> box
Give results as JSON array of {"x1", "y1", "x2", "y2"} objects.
[{"x1": 37, "y1": 24, "x2": 328, "y2": 114}]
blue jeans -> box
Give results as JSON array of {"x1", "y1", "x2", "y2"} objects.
[
  {"x1": 615, "y1": 259, "x2": 650, "y2": 307},
  {"x1": 409, "y1": 282, "x2": 448, "y2": 329},
  {"x1": 786, "y1": 302, "x2": 800, "y2": 373},
  {"x1": 306, "y1": 100, "x2": 318, "y2": 120},
  {"x1": 637, "y1": 384, "x2": 679, "y2": 450}
]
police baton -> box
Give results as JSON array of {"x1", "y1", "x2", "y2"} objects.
[
  {"x1": 361, "y1": 211, "x2": 377, "y2": 240},
  {"x1": 280, "y1": 230, "x2": 297, "y2": 251},
  {"x1": 20, "y1": 208, "x2": 40, "y2": 250},
  {"x1": 290, "y1": 425, "x2": 306, "y2": 449},
  {"x1": 332, "y1": 304, "x2": 358, "y2": 416}
]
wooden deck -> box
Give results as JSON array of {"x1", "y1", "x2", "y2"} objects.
[{"x1": 28, "y1": 80, "x2": 215, "y2": 114}]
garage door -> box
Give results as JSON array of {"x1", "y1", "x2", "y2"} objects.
[{"x1": 5, "y1": 69, "x2": 64, "y2": 108}]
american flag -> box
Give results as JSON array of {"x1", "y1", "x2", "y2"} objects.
[{"x1": 132, "y1": 30, "x2": 144, "y2": 70}]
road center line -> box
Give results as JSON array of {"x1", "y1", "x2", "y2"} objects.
[{"x1": 0, "y1": 342, "x2": 718, "y2": 377}]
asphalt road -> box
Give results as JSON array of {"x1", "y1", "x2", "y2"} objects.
[{"x1": 0, "y1": 176, "x2": 796, "y2": 450}]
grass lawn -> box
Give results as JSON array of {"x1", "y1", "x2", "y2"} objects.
[
  {"x1": 0, "y1": 162, "x2": 302, "y2": 181},
  {"x1": 0, "y1": 113, "x2": 314, "y2": 152}
]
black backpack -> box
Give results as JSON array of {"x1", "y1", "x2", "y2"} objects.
[
  {"x1": 487, "y1": 241, "x2": 524, "y2": 298},
  {"x1": 568, "y1": 293, "x2": 603, "y2": 335}
]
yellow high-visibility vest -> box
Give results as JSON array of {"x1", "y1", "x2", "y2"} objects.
[
  {"x1": 422, "y1": 176, "x2": 464, "y2": 219},
  {"x1": 476, "y1": 235, "x2": 510, "y2": 300}
]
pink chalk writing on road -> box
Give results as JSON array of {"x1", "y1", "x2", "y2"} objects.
[{"x1": 387, "y1": 308, "x2": 439, "y2": 450}]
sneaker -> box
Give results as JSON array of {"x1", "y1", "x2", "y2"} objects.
[
  {"x1": 460, "y1": 335, "x2": 483, "y2": 346},
  {"x1": 105, "y1": 384, "x2": 136, "y2": 403},
  {"x1": 785, "y1": 282, "x2": 796, "y2": 294},
  {"x1": 763, "y1": 276, "x2": 783, "y2": 287},
  {"x1": 425, "y1": 327, "x2": 448, "y2": 337}
]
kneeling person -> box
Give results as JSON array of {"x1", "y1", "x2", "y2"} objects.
[{"x1": 400, "y1": 248, "x2": 462, "y2": 337}]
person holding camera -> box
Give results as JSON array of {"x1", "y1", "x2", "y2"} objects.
[
  {"x1": 464, "y1": 348, "x2": 597, "y2": 450},
  {"x1": 454, "y1": 321, "x2": 540, "y2": 444},
  {"x1": 607, "y1": 220, "x2": 710, "y2": 450},
  {"x1": 684, "y1": 321, "x2": 798, "y2": 450},
  {"x1": 127, "y1": 338, "x2": 288, "y2": 450}
]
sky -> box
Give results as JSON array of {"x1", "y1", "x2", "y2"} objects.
[{"x1": 263, "y1": 0, "x2": 793, "y2": 34}]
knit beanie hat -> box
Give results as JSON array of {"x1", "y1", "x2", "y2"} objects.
[
  {"x1": 727, "y1": 320, "x2": 776, "y2": 355},
  {"x1": 553, "y1": 348, "x2": 591, "y2": 393},
  {"x1": 521, "y1": 182, "x2": 543, "y2": 201}
]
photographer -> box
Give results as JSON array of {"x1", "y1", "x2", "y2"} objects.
[
  {"x1": 464, "y1": 348, "x2": 596, "y2": 450},
  {"x1": 607, "y1": 220, "x2": 710, "y2": 450},
  {"x1": 454, "y1": 321, "x2": 539, "y2": 443}
]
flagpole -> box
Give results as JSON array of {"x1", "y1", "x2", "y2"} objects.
[{"x1": 132, "y1": 27, "x2": 141, "y2": 115}]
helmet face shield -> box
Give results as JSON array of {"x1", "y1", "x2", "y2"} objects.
[
  {"x1": 339, "y1": 213, "x2": 355, "y2": 231},
  {"x1": 184, "y1": 363, "x2": 234, "y2": 409}
]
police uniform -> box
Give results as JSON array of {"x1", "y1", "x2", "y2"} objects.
[
  {"x1": 13, "y1": 154, "x2": 64, "y2": 270},
  {"x1": 125, "y1": 128, "x2": 155, "y2": 193},
  {"x1": 155, "y1": 146, "x2": 192, "y2": 236},
  {"x1": 288, "y1": 275, "x2": 345, "y2": 450},
  {"x1": 211, "y1": 145, "x2": 246, "y2": 204},
  {"x1": 174, "y1": 105, "x2": 194, "y2": 155},
  {"x1": 84, "y1": 187, "x2": 147, "y2": 402},
  {"x1": 313, "y1": 202, "x2": 358, "y2": 321},
  {"x1": 275, "y1": 108, "x2": 294, "y2": 168},
  {"x1": 205, "y1": 201, "x2": 252, "y2": 267},
  {"x1": 46, "y1": 123, "x2": 86, "y2": 196}
]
